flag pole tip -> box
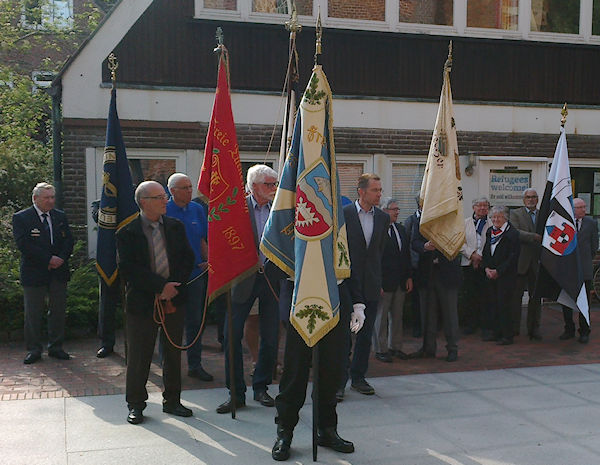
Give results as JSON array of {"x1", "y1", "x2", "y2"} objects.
[
  {"x1": 314, "y1": 8, "x2": 322, "y2": 65},
  {"x1": 561, "y1": 103, "x2": 568, "y2": 127},
  {"x1": 444, "y1": 41, "x2": 452, "y2": 72},
  {"x1": 285, "y1": 1, "x2": 302, "y2": 33},
  {"x1": 214, "y1": 27, "x2": 225, "y2": 54},
  {"x1": 108, "y1": 53, "x2": 118, "y2": 87}
]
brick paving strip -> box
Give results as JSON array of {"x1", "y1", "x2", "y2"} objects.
[{"x1": 1, "y1": 303, "x2": 598, "y2": 401}]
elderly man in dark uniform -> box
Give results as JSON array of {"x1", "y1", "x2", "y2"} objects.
[
  {"x1": 116, "y1": 180, "x2": 194, "y2": 425},
  {"x1": 559, "y1": 197, "x2": 598, "y2": 343},
  {"x1": 13, "y1": 182, "x2": 74, "y2": 364}
]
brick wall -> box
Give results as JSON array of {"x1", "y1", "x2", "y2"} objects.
[
  {"x1": 62, "y1": 118, "x2": 600, "y2": 243},
  {"x1": 328, "y1": 0, "x2": 385, "y2": 21}
]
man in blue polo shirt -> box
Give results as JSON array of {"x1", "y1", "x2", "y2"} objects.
[{"x1": 166, "y1": 173, "x2": 212, "y2": 381}]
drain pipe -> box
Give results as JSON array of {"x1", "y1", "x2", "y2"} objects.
[{"x1": 46, "y1": 78, "x2": 63, "y2": 209}]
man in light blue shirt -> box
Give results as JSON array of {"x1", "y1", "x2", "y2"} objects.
[{"x1": 166, "y1": 173, "x2": 212, "y2": 382}]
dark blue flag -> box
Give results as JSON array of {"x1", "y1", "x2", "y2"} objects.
[{"x1": 96, "y1": 87, "x2": 139, "y2": 285}]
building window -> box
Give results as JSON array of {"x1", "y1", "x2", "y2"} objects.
[
  {"x1": 391, "y1": 162, "x2": 425, "y2": 223},
  {"x1": 252, "y1": 0, "x2": 313, "y2": 15},
  {"x1": 337, "y1": 162, "x2": 364, "y2": 200},
  {"x1": 530, "y1": 0, "x2": 580, "y2": 34},
  {"x1": 399, "y1": 0, "x2": 453, "y2": 26},
  {"x1": 467, "y1": 0, "x2": 518, "y2": 30},
  {"x1": 593, "y1": 0, "x2": 600, "y2": 35},
  {"x1": 328, "y1": 0, "x2": 385, "y2": 21},
  {"x1": 129, "y1": 159, "x2": 177, "y2": 191},
  {"x1": 204, "y1": 0, "x2": 238, "y2": 10},
  {"x1": 23, "y1": 0, "x2": 73, "y2": 29}
]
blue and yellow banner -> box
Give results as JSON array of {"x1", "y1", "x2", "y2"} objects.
[
  {"x1": 260, "y1": 65, "x2": 350, "y2": 347},
  {"x1": 96, "y1": 87, "x2": 139, "y2": 285}
]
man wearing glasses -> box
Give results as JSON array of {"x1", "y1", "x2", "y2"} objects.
[
  {"x1": 116, "y1": 180, "x2": 194, "y2": 425},
  {"x1": 166, "y1": 173, "x2": 212, "y2": 381},
  {"x1": 509, "y1": 188, "x2": 543, "y2": 340},
  {"x1": 217, "y1": 164, "x2": 281, "y2": 414}
]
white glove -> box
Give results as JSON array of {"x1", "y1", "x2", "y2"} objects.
[{"x1": 350, "y1": 303, "x2": 366, "y2": 333}]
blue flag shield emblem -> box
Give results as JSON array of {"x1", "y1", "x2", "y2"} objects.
[
  {"x1": 260, "y1": 65, "x2": 350, "y2": 347},
  {"x1": 96, "y1": 88, "x2": 139, "y2": 285}
]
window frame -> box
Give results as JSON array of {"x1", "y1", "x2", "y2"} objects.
[{"x1": 194, "y1": 0, "x2": 599, "y2": 45}]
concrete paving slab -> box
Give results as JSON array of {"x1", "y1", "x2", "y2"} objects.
[
  {"x1": 435, "y1": 368, "x2": 539, "y2": 391},
  {"x1": 475, "y1": 384, "x2": 588, "y2": 411},
  {"x1": 510, "y1": 364, "x2": 600, "y2": 385},
  {"x1": 522, "y1": 404, "x2": 600, "y2": 438},
  {"x1": 430, "y1": 412, "x2": 559, "y2": 451},
  {"x1": 2, "y1": 365, "x2": 600, "y2": 465}
]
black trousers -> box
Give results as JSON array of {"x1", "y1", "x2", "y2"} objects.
[
  {"x1": 486, "y1": 276, "x2": 516, "y2": 340},
  {"x1": 98, "y1": 278, "x2": 120, "y2": 349},
  {"x1": 275, "y1": 281, "x2": 352, "y2": 431},
  {"x1": 562, "y1": 280, "x2": 591, "y2": 336},
  {"x1": 125, "y1": 307, "x2": 184, "y2": 410}
]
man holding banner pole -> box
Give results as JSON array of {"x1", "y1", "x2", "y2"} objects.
[{"x1": 261, "y1": 21, "x2": 356, "y2": 458}]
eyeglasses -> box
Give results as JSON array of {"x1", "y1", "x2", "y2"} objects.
[
  {"x1": 262, "y1": 182, "x2": 279, "y2": 188},
  {"x1": 385, "y1": 207, "x2": 400, "y2": 211},
  {"x1": 524, "y1": 195, "x2": 538, "y2": 199},
  {"x1": 173, "y1": 185, "x2": 193, "y2": 191},
  {"x1": 143, "y1": 194, "x2": 169, "y2": 200}
]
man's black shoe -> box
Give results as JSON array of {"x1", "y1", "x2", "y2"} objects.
[
  {"x1": 375, "y1": 352, "x2": 392, "y2": 363},
  {"x1": 392, "y1": 350, "x2": 409, "y2": 360},
  {"x1": 127, "y1": 408, "x2": 144, "y2": 425},
  {"x1": 559, "y1": 331, "x2": 575, "y2": 340},
  {"x1": 96, "y1": 346, "x2": 113, "y2": 358},
  {"x1": 254, "y1": 390, "x2": 275, "y2": 407},
  {"x1": 272, "y1": 425, "x2": 293, "y2": 461},
  {"x1": 335, "y1": 388, "x2": 345, "y2": 402},
  {"x1": 24, "y1": 352, "x2": 41, "y2": 365},
  {"x1": 496, "y1": 338, "x2": 514, "y2": 346},
  {"x1": 188, "y1": 366, "x2": 214, "y2": 381},
  {"x1": 446, "y1": 351, "x2": 458, "y2": 362},
  {"x1": 350, "y1": 379, "x2": 375, "y2": 395},
  {"x1": 216, "y1": 397, "x2": 245, "y2": 414},
  {"x1": 528, "y1": 331, "x2": 543, "y2": 341},
  {"x1": 163, "y1": 403, "x2": 193, "y2": 417},
  {"x1": 317, "y1": 427, "x2": 354, "y2": 453},
  {"x1": 579, "y1": 334, "x2": 590, "y2": 344},
  {"x1": 481, "y1": 333, "x2": 498, "y2": 342},
  {"x1": 48, "y1": 349, "x2": 71, "y2": 360},
  {"x1": 408, "y1": 349, "x2": 436, "y2": 359}
]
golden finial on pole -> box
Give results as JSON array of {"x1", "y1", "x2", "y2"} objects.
[
  {"x1": 214, "y1": 26, "x2": 225, "y2": 54},
  {"x1": 561, "y1": 102, "x2": 568, "y2": 127},
  {"x1": 314, "y1": 8, "x2": 322, "y2": 65},
  {"x1": 285, "y1": 1, "x2": 302, "y2": 35},
  {"x1": 108, "y1": 53, "x2": 118, "y2": 87},
  {"x1": 444, "y1": 40, "x2": 453, "y2": 72}
]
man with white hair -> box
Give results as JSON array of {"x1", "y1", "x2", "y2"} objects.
[
  {"x1": 116, "y1": 180, "x2": 195, "y2": 425},
  {"x1": 559, "y1": 197, "x2": 598, "y2": 343},
  {"x1": 460, "y1": 197, "x2": 492, "y2": 338},
  {"x1": 166, "y1": 173, "x2": 212, "y2": 381},
  {"x1": 217, "y1": 164, "x2": 281, "y2": 414},
  {"x1": 13, "y1": 182, "x2": 74, "y2": 364}
]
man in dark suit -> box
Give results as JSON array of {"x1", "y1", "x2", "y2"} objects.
[
  {"x1": 410, "y1": 215, "x2": 462, "y2": 362},
  {"x1": 116, "y1": 180, "x2": 195, "y2": 425},
  {"x1": 216, "y1": 164, "x2": 281, "y2": 414},
  {"x1": 339, "y1": 173, "x2": 389, "y2": 397},
  {"x1": 482, "y1": 206, "x2": 520, "y2": 345},
  {"x1": 560, "y1": 197, "x2": 598, "y2": 343},
  {"x1": 510, "y1": 188, "x2": 543, "y2": 340},
  {"x1": 13, "y1": 182, "x2": 74, "y2": 364},
  {"x1": 373, "y1": 197, "x2": 413, "y2": 362}
]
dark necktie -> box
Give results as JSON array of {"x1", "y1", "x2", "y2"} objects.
[
  {"x1": 388, "y1": 225, "x2": 400, "y2": 252},
  {"x1": 529, "y1": 210, "x2": 536, "y2": 226},
  {"x1": 577, "y1": 219, "x2": 581, "y2": 231},
  {"x1": 41, "y1": 213, "x2": 52, "y2": 244}
]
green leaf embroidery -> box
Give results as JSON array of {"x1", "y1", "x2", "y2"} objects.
[
  {"x1": 295, "y1": 304, "x2": 330, "y2": 333},
  {"x1": 303, "y1": 74, "x2": 326, "y2": 105}
]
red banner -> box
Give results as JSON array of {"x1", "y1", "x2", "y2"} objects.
[{"x1": 198, "y1": 53, "x2": 258, "y2": 302}]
